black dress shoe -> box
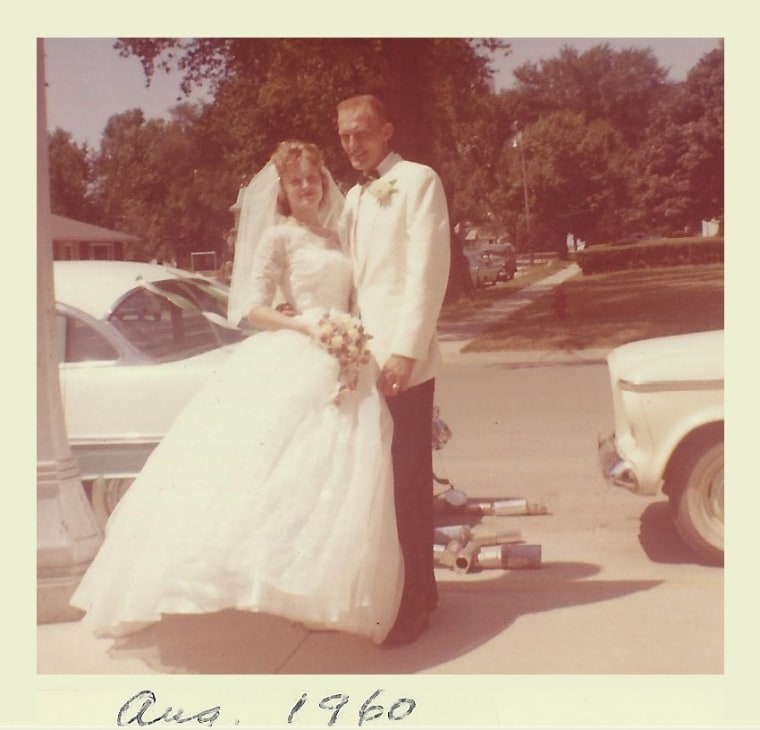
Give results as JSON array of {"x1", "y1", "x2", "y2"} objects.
[{"x1": 381, "y1": 609, "x2": 429, "y2": 648}]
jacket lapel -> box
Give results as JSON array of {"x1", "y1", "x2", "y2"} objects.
[{"x1": 350, "y1": 185, "x2": 381, "y2": 282}]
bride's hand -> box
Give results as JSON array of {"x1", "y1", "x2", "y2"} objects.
[
  {"x1": 273, "y1": 303, "x2": 315, "y2": 338},
  {"x1": 275, "y1": 302, "x2": 297, "y2": 316}
]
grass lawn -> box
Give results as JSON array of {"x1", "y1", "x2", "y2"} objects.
[
  {"x1": 460, "y1": 263, "x2": 724, "y2": 352},
  {"x1": 439, "y1": 260, "x2": 569, "y2": 321}
]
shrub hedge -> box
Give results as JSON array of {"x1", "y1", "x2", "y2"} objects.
[{"x1": 575, "y1": 236, "x2": 724, "y2": 275}]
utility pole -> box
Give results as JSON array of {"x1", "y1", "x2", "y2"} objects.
[
  {"x1": 37, "y1": 38, "x2": 103, "y2": 623},
  {"x1": 512, "y1": 125, "x2": 532, "y2": 265}
]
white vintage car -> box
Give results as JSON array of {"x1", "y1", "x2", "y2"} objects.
[
  {"x1": 599, "y1": 330, "x2": 724, "y2": 564},
  {"x1": 54, "y1": 260, "x2": 247, "y2": 524}
]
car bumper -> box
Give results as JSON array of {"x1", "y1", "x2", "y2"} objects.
[
  {"x1": 598, "y1": 433, "x2": 639, "y2": 492},
  {"x1": 71, "y1": 438, "x2": 158, "y2": 482}
]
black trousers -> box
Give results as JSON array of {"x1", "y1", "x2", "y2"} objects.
[{"x1": 385, "y1": 377, "x2": 438, "y2": 619}]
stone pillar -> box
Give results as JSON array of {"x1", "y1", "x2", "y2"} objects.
[{"x1": 37, "y1": 38, "x2": 103, "y2": 624}]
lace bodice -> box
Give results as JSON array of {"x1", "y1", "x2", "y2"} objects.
[{"x1": 243, "y1": 221, "x2": 353, "y2": 315}]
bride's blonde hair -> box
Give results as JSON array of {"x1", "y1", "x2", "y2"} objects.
[{"x1": 271, "y1": 140, "x2": 329, "y2": 216}]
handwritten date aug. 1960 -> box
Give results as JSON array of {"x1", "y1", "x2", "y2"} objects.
[{"x1": 116, "y1": 688, "x2": 416, "y2": 727}]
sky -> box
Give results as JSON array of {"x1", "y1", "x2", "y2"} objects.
[{"x1": 42, "y1": 37, "x2": 722, "y2": 148}]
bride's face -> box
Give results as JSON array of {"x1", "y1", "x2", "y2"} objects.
[{"x1": 281, "y1": 158, "x2": 324, "y2": 219}]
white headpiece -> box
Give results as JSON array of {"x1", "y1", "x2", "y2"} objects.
[{"x1": 227, "y1": 157, "x2": 344, "y2": 325}]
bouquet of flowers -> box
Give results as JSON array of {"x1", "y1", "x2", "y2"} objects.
[{"x1": 316, "y1": 309, "x2": 373, "y2": 402}]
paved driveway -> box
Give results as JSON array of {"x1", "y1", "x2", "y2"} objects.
[{"x1": 430, "y1": 349, "x2": 723, "y2": 675}]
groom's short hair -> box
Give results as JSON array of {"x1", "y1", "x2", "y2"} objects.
[{"x1": 337, "y1": 94, "x2": 389, "y2": 123}]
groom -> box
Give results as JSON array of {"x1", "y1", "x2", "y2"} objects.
[{"x1": 337, "y1": 94, "x2": 451, "y2": 646}]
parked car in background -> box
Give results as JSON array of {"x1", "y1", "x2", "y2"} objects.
[
  {"x1": 54, "y1": 260, "x2": 248, "y2": 525},
  {"x1": 484, "y1": 243, "x2": 518, "y2": 281},
  {"x1": 599, "y1": 330, "x2": 724, "y2": 564},
  {"x1": 464, "y1": 248, "x2": 502, "y2": 288}
]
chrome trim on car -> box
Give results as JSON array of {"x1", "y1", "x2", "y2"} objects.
[
  {"x1": 80, "y1": 470, "x2": 140, "y2": 482},
  {"x1": 70, "y1": 438, "x2": 160, "y2": 482},
  {"x1": 68, "y1": 435, "x2": 163, "y2": 446},
  {"x1": 598, "y1": 433, "x2": 639, "y2": 491},
  {"x1": 619, "y1": 378, "x2": 723, "y2": 394}
]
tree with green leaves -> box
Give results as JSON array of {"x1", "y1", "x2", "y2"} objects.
[
  {"x1": 490, "y1": 110, "x2": 629, "y2": 251},
  {"x1": 506, "y1": 43, "x2": 670, "y2": 148},
  {"x1": 629, "y1": 46, "x2": 724, "y2": 234},
  {"x1": 48, "y1": 129, "x2": 96, "y2": 222},
  {"x1": 115, "y1": 37, "x2": 506, "y2": 188},
  {"x1": 493, "y1": 43, "x2": 684, "y2": 246},
  {"x1": 113, "y1": 37, "x2": 508, "y2": 293},
  {"x1": 89, "y1": 105, "x2": 233, "y2": 266},
  {"x1": 51, "y1": 39, "x2": 722, "y2": 276}
]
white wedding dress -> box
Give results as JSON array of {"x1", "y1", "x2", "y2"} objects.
[{"x1": 70, "y1": 221, "x2": 404, "y2": 644}]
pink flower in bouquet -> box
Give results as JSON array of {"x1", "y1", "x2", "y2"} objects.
[{"x1": 317, "y1": 310, "x2": 373, "y2": 402}]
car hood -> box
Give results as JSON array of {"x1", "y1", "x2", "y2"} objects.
[{"x1": 607, "y1": 330, "x2": 724, "y2": 386}]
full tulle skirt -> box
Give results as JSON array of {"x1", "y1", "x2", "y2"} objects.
[{"x1": 70, "y1": 328, "x2": 403, "y2": 644}]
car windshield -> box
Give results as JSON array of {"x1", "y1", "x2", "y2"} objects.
[{"x1": 109, "y1": 277, "x2": 245, "y2": 361}]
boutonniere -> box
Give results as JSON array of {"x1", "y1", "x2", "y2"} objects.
[{"x1": 368, "y1": 178, "x2": 398, "y2": 205}]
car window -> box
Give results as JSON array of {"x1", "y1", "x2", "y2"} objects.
[
  {"x1": 57, "y1": 314, "x2": 120, "y2": 363},
  {"x1": 109, "y1": 279, "x2": 244, "y2": 362}
]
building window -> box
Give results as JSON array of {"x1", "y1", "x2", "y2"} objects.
[{"x1": 91, "y1": 243, "x2": 112, "y2": 260}]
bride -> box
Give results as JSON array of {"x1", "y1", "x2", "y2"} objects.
[{"x1": 70, "y1": 141, "x2": 404, "y2": 644}]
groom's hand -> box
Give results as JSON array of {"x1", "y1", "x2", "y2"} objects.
[{"x1": 380, "y1": 354, "x2": 414, "y2": 397}]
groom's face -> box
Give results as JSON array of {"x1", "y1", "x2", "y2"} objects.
[{"x1": 338, "y1": 105, "x2": 393, "y2": 173}]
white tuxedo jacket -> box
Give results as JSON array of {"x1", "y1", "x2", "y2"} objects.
[{"x1": 341, "y1": 153, "x2": 451, "y2": 387}]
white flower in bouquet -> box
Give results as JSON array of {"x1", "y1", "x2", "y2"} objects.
[{"x1": 317, "y1": 310, "x2": 373, "y2": 402}]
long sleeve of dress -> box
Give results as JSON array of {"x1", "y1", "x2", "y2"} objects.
[{"x1": 239, "y1": 230, "x2": 288, "y2": 314}]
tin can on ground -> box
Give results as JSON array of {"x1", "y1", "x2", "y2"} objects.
[
  {"x1": 472, "y1": 527, "x2": 523, "y2": 546},
  {"x1": 453, "y1": 542, "x2": 480, "y2": 574},
  {"x1": 475, "y1": 543, "x2": 542, "y2": 569},
  {"x1": 433, "y1": 524, "x2": 472, "y2": 545},
  {"x1": 438, "y1": 537, "x2": 468, "y2": 568},
  {"x1": 465, "y1": 498, "x2": 548, "y2": 516}
]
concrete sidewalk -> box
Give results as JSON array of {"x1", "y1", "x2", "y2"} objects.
[
  {"x1": 438, "y1": 262, "x2": 582, "y2": 355},
  {"x1": 36, "y1": 574, "x2": 548, "y2": 674}
]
